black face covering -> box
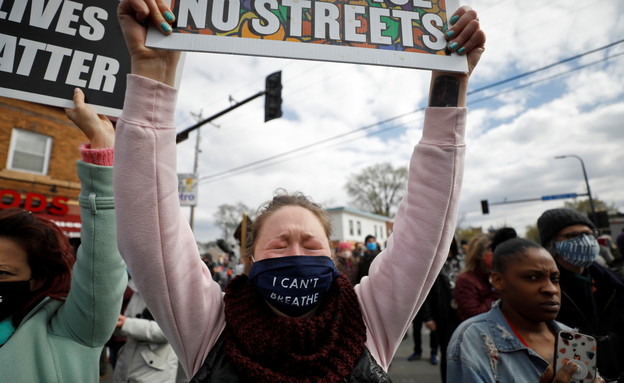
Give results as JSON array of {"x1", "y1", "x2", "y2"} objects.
[{"x1": 0, "y1": 281, "x2": 31, "y2": 322}]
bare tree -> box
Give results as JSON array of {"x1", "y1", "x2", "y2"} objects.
[
  {"x1": 214, "y1": 202, "x2": 254, "y2": 240},
  {"x1": 563, "y1": 197, "x2": 619, "y2": 215},
  {"x1": 524, "y1": 224, "x2": 541, "y2": 244},
  {"x1": 344, "y1": 162, "x2": 407, "y2": 217}
]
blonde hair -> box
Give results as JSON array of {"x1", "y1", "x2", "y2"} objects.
[
  {"x1": 243, "y1": 190, "x2": 332, "y2": 274},
  {"x1": 462, "y1": 234, "x2": 490, "y2": 273}
]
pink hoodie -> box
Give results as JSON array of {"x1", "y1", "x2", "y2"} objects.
[{"x1": 114, "y1": 74, "x2": 466, "y2": 379}]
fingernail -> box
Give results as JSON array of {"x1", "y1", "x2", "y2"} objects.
[
  {"x1": 457, "y1": 47, "x2": 466, "y2": 55},
  {"x1": 449, "y1": 42, "x2": 459, "y2": 50},
  {"x1": 164, "y1": 11, "x2": 175, "y2": 22},
  {"x1": 445, "y1": 30, "x2": 455, "y2": 39},
  {"x1": 450, "y1": 15, "x2": 460, "y2": 25},
  {"x1": 161, "y1": 22, "x2": 172, "y2": 33}
]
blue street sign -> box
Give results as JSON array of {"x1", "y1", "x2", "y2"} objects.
[{"x1": 541, "y1": 193, "x2": 578, "y2": 201}]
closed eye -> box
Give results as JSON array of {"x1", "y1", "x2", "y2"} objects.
[{"x1": 304, "y1": 242, "x2": 323, "y2": 250}]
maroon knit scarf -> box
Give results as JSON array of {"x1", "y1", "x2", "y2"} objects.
[{"x1": 223, "y1": 273, "x2": 367, "y2": 383}]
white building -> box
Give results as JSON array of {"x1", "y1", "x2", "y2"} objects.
[{"x1": 327, "y1": 206, "x2": 393, "y2": 246}]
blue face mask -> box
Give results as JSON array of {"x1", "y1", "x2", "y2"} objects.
[
  {"x1": 366, "y1": 242, "x2": 377, "y2": 252},
  {"x1": 555, "y1": 234, "x2": 600, "y2": 268},
  {"x1": 248, "y1": 255, "x2": 339, "y2": 317}
]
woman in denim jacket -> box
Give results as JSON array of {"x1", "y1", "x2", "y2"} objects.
[{"x1": 447, "y1": 238, "x2": 604, "y2": 383}]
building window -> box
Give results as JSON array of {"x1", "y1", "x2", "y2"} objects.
[
  {"x1": 349, "y1": 220, "x2": 354, "y2": 236},
  {"x1": 357, "y1": 221, "x2": 361, "y2": 236},
  {"x1": 379, "y1": 225, "x2": 384, "y2": 239},
  {"x1": 374, "y1": 225, "x2": 378, "y2": 238},
  {"x1": 7, "y1": 129, "x2": 52, "y2": 175}
]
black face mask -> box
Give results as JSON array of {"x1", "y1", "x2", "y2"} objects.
[{"x1": 0, "y1": 281, "x2": 31, "y2": 322}]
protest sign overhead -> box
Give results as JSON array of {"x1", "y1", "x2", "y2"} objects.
[
  {"x1": 0, "y1": 0, "x2": 131, "y2": 116},
  {"x1": 148, "y1": 0, "x2": 467, "y2": 72}
]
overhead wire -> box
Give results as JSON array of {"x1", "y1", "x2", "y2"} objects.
[
  {"x1": 199, "y1": 114, "x2": 425, "y2": 184},
  {"x1": 467, "y1": 39, "x2": 624, "y2": 96},
  {"x1": 196, "y1": 41, "x2": 624, "y2": 183},
  {"x1": 189, "y1": 0, "x2": 616, "y2": 134}
]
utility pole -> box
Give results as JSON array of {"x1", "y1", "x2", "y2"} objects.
[{"x1": 188, "y1": 110, "x2": 204, "y2": 231}]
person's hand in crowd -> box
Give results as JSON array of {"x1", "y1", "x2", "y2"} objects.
[
  {"x1": 117, "y1": 0, "x2": 181, "y2": 86},
  {"x1": 424, "y1": 320, "x2": 437, "y2": 331},
  {"x1": 539, "y1": 362, "x2": 605, "y2": 383},
  {"x1": 65, "y1": 88, "x2": 115, "y2": 149},
  {"x1": 116, "y1": 315, "x2": 127, "y2": 330}
]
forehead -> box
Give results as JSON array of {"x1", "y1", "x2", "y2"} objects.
[
  {"x1": 506, "y1": 247, "x2": 556, "y2": 272},
  {"x1": 558, "y1": 224, "x2": 592, "y2": 236},
  {"x1": 258, "y1": 206, "x2": 327, "y2": 239}
]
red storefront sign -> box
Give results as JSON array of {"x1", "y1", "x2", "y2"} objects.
[{"x1": 0, "y1": 189, "x2": 81, "y2": 238}]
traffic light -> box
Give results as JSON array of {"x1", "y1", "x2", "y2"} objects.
[
  {"x1": 481, "y1": 200, "x2": 489, "y2": 215},
  {"x1": 264, "y1": 71, "x2": 282, "y2": 122}
]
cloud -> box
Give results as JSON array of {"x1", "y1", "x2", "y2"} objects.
[{"x1": 170, "y1": 0, "x2": 624, "y2": 241}]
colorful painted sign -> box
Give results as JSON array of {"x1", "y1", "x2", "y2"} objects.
[{"x1": 148, "y1": 0, "x2": 467, "y2": 72}]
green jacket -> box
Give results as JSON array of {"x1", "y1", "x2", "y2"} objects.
[{"x1": 0, "y1": 161, "x2": 127, "y2": 382}]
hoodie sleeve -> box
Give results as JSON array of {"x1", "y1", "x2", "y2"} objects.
[
  {"x1": 114, "y1": 75, "x2": 225, "y2": 378},
  {"x1": 356, "y1": 107, "x2": 466, "y2": 370}
]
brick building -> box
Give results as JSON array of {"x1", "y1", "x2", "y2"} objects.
[{"x1": 0, "y1": 96, "x2": 86, "y2": 240}]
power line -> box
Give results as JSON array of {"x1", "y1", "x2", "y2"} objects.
[
  {"x1": 468, "y1": 39, "x2": 624, "y2": 95},
  {"x1": 198, "y1": 107, "x2": 423, "y2": 182},
  {"x1": 200, "y1": 50, "x2": 624, "y2": 184},
  {"x1": 199, "y1": 115, "x2": 425, "y2": 184},
  {"x1": 469, "y1": 51, "x2": 624, "y2": 104},
  {"x1": 197, "y1": 41, "x2": 624, "y2": 183}
]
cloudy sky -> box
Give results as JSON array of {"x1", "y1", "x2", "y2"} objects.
[{"x1": 168, "y1": 0, "x2": 624, "y2": 242}]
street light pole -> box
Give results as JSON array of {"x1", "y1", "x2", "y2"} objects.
[{"x1": 554, "y1": 154, "x2": 597, "y2": 222}]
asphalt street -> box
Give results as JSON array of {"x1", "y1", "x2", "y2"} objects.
[{"x1": 388, "y1": 326, "x2": 443, "y2": 383}]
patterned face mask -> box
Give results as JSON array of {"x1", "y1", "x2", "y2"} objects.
[{"x1": 555, "y1": 234, "x2": 600, "y2": 268}]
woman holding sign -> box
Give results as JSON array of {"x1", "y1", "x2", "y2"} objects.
[
  {"x1": 114, "y1": 0, "x2": 483, "y2": 381},
  {"x1": 0, "y1": 90, "x2": 127, "y2": 382}
]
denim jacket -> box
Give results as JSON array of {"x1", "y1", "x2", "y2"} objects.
[{"x1": 447, "y1": 301, "x2": 571, "y2": 383}]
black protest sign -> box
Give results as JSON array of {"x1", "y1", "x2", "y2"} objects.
[{"x1": 0, "y1": 0, "x2": 130, "y2": 116}]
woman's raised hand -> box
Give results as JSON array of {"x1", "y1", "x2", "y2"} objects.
[
  {"x1": 65, "y1": 88, "x2": 115, "y2": 149},
  {"x1": 440, "y1": 6, "x2": 486, "y2": 78},
  {"x1": 117, "y1": 0, "x2": 180, "y2": 86}
]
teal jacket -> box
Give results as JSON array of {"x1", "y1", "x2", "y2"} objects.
[{"x1": 0, "y1": 161, "x2": 127, "y2": 382}]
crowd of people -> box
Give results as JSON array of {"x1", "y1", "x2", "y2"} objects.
[
  {"x1": 0, "y1": 1, "x2": 622, "y2": 382},
  {"x1": 334, "y1": 235, "x2": 383, "y2": 285}
]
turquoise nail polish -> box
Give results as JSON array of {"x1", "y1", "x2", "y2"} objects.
[
  {"x1": 449, "y1": 42, "x2": 458, "y2": 50},
  {"x1": 457, "y1": 47, "x2": 466, "y2": 55},
  {"x1": 450, "y1": 15, "x2": 459, "y2": 25},
  {"x1": 445, "y1": 30, "x2": 455, "y2": 38},
  {"x1": 164, "y1": 11, "x2": 175, "y2": 22},
  {"x1": 161, "y1": 22, "x2": 172, "y2": 33}
]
